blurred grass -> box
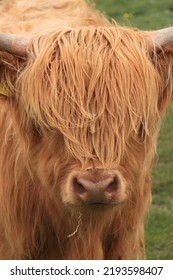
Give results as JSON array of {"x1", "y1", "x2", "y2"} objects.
[
  {"x1": 94, "y1": 0, "x2": 173, "y2": 259},
  {"x1": 95, "y1": 0, "x2": 173, "y2": 29}
]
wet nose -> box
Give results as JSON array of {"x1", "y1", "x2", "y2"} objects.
[{"x1": 72, "y1": 172, "x2": 120, "y2": 204}]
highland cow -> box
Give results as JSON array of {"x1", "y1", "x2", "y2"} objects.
[{"x1": 0, "y1": 0, "x2": 172, "y2": 260}]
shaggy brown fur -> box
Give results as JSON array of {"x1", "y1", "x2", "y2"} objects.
[{"x1": 0, "y1": 0, "x2": 173, "y2": 259}]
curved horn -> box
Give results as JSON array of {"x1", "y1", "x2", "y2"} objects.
[
  {"x1": 0, "y1": 33, "x2": 31, "y2": 57},
  {"x1": 147, "y1": 27, "x2": 173, "y2": 46}
]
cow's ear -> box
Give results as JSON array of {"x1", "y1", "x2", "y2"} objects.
[
  {"x1": 0, "y1": 34, "x2": 31, "y2": 99},
  {"x1": 154, "y1": 43, "x2": 173, "y2": 114},
  {"x1": 145, "y1": 27, "x2": 173, "y2": 114},
  {"x1": 0, "y1": 52, "x2": 20, "y2": 99}
]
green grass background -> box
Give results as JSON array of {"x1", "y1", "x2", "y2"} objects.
[{"x1": 94, "y1": 0, "x2": 173, "y2": 259}]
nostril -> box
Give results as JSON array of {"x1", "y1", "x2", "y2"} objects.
[
  {"x1": 106, "y1": 176, "x2": 119, "y2": 193},
  {"x1": 73, "y1": 178, "x2": 86, "y2": 194}
]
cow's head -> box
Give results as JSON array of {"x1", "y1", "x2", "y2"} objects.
[{"x1": 0, "y1": 27, "x2": 173, "y2": 211}]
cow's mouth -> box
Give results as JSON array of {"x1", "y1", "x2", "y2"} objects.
[{"x1": 66, "y1": 200, "x2": 124, "y2": 211}]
